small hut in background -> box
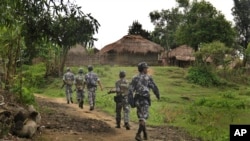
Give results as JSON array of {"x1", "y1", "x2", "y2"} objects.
[
  {"x1": 168, "y1": 45, "x2": 195, "y2": 67},
  {"x1": 66, "y1": 44, "x2": 101, "y2": 66},
  {"x1": 65, "y1": 44, "x2": 87, "y2": 66},
  {"x1": 99, "y1": 35, "x2": 164, "y2": 66}
]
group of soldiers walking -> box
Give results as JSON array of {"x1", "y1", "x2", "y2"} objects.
[
  {"x1": 62, "y1": 62, "x2": 160, "y2": 141},
  {"x1": 62, "y1": 65, "x2": 103, "y2": 110}
]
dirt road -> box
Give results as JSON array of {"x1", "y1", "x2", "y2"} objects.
[{"x1": 28, "y1": 94, "x2": 201, "y2": 141}]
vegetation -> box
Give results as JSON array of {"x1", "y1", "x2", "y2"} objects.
[
  {"x1": 232, "y1": 0, "x2": 250, "y2": 50},
  {"x1": 0, "y1": 0, "x2": 99, "y2": 92},
  {"x1": 21, "y1": 64, "x2": 249, "y2": 141},
  {"x1": 1, "y1": 0, "x2": 250, "y2": 141},
  {"x1": 149, "y1": 0, "x2": 236, "y2": 51},
  {"x1": 128, "y1": 20, "x2": 151, "y2": 40}
]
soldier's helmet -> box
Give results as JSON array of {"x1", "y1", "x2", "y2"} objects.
[
  {"x1": 119, "y1": 71, "x2": 126, "y2": 78},
  {"x1": 66, "y1": 67, "x2": 71, "y2": 71},
  {"x1": 88, "y1": 65, "x2": 93, "y2": 71},
  {"x1": 138, "y1": 62, "x2": 148, "y2": 72},
  {"x1": 78, "y1": 68, "x2": 83, "y2": 73}
]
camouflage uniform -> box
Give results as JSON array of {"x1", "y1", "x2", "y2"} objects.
[
  {"x1": 84, "y1": 65, "x2": 102, "y2": 111},
  {"x1": 114, "y1": 71, "x2": 130, "y2": 130},
  {"x1": 75, "y1": 68, "x2": 85, "y2": 109},
  {"x1": 128, "y1": 62, "x2": 160, "y2": 141},
  {"x1": 63, "y1": 67, "x2": 75, "y2": 104}
]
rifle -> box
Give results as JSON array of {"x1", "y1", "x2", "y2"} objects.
[
  {"x1": 102, "y1": 87, "x2": 116, "y2": 96},
  {"x1": 61, "y1": 81, "x2": 66, "y2": 89}
]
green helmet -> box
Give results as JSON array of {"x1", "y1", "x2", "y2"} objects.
[
  {"x1": 138, "y1": 62, "x2": 148, "y2": 72},
  {"x1": 78, "y1": 68, "x2": 83, "y2": 73},
  {"x1": 119, "y1": 71, "x2": 126, "y2": 78},
  {"x1": 88, "y1": 65, "x2": 93, "y2": 71}
]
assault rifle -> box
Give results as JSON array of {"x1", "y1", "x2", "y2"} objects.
[
  {"x1": 102, "y1": 87, "x2": 116, "y2": 96},
  {"x1": 61, "y1": 81, "x2": 66, "y2": 89}
]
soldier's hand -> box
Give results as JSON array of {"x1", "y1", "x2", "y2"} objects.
[{"x1": 156, "y1": 95, "x2": 160, "y2": 101}]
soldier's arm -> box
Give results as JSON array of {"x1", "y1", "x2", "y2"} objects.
[
  {"x1": 149, "y1": 77, "x2": 160, "y2": 100},
  {"x1": 97, "y1": 80, "x2": 103, "y2": 91}
]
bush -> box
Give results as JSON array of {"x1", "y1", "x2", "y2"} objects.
[{"x1": 187, "y1": 66, "x2": 220, "y2": 86}]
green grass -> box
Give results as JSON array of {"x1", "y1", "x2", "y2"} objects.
[{"x1": 33, "y1": 65, "x2": 250, "y2": 141}]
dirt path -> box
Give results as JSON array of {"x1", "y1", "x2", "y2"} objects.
[{"x1": 28, "y1": 94, "x2": 201, "y2": 141}]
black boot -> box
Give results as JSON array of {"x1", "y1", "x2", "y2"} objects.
[
  {"x1": 89, "y1": 106, "x2": 94, "y2": 111},
  {"x1": 115, "y1": 118, "x2": 121, "y2": 128},
  {"x1": 79, "y1": 101, "x2": 83, "y2": 109},
  {"x1": 135, "y1": 133, "x2": 142, "y2": 141},
  {"x1": 135, "y1": 123, "x2": 143, "y2": 141},
  {"x1": 143, "y1": 124, "x2": 148, "y2": 140},
  {"x1": 70, "y1": 98, "x2": 73, "y2": 103},
  {"x1": 67, "y1": 100, "x2": 69, "y2": 104},
  {"x1": 125, "y1": 122, "x2": 130, "y2": 130},
  {"x1": 143, "y1": 131, "x2": 148, "y2": 140}
]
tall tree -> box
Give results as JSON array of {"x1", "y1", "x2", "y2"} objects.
[
  {"x1": 232, "y1": 0, "x2": 250, "y2": 66},
  {"x1": 175, "y1": 0, "x2": 236, "y2": 51},
  {"x1": 232, "y1": 0, "x2": 250, "y2": 49},
  {"x1": 128, "y1": 20, "x2": 151, "y2": 40},
  {"x1": 0, "y1": 0, "x2": 100, "y2": 77},
  {"x1": 149, "y1": 7, "x2": 183, "y2": 49}
]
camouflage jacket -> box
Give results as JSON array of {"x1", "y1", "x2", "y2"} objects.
[
  {"x1": 115, "y1": 78, "x2": 129, "y2": 96},
  {"x1": 128, "y1": 73, "x2": 160, "y2": 98}
]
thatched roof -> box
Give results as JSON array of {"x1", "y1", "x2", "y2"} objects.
[
  {"x1": 99, "y1": 35, "x2": 164, "y2": 54},
  {"x1": 68, "y1": 44, "x2": 87, "y2": 56},
  {"x1": 168, "y1": 45, "x2": 195, "y2": 61}
]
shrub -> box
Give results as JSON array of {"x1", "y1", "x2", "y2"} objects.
[{"x1": 187, "y1": 66, "x2": 220, "y2": 86}]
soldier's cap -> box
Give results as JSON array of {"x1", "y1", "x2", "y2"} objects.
[
  {"x1": 88, "y1": 65, "x2": 93, "y2": 71},
  {"x1": 79, "y1": 68, "x2": 83, "y2": 73}
]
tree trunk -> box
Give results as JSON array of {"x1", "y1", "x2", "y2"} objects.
[{"x1": 59, "y1": 48, "x2": 69, "y2": 77}]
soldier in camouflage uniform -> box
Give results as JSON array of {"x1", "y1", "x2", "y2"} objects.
[
  {"x1": 113, "y1": 71, "x2": 130, "y2": 130},
  {"x1": 63, "y1": 67, "x2": 75, "y2": 104},
  {"x1": 75, "y1": 68, "x2": 85, "y2": 109},
  {"x1": 83, "y1": 65, "x2": 103, "y2": 111},
  {"x1": 128, "y1": 62, "x2": 160, "y2": 141}
]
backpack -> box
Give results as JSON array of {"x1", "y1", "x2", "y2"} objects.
[
  {"x1": 64, "y1": 72, "x2": 74, "y2": 85},
  {"x1": 85, "y1": 72, "x2": 97, "y2": 87},
  {"x1": 118, "y1": 79, "x2": 129, "y2": 95},
  {"x1": 75, "y1": 75, "x2": 84, "y2": 90}
]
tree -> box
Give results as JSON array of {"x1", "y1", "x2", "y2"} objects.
[
  {"x1": 0, "y1": 0, "x2": 100, "y2": 77},
  {"x1": 195, "y1": 41, "x2": 233, "y2": 67},
  {"x1": 232, "y1": 0, "x2": 250, "y2": 66},
  {"x1": 175, "y1": 0, "x2": 236, "y2": 51},
  {"x1": 128, "y1": 20, "x2": 151, "y2": 40},
  {"x1": 232, "y1": 0, "x2": 250, "y2": 49},
  {"x1": 149, "y1": 7, "x2": 183, "y2": 49},
  {"x1": 0, "y1": 0, "x2": 100, "y2": 91}
]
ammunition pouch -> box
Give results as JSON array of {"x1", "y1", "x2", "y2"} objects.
[
  {"x1": 114, "y1": 95, "x2": 123, "y2": 103},
  {"x1": 76, "y1": 86, "x2": 83, "y2": 90}
]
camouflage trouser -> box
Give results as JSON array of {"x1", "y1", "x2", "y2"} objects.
[
  {"x1": 135, "y1": 97, "x2": 150, "y2": 121},
  {"x1": 116, "y1": 97, "x2": 130, "y2": 123},
  {"x1": 87, "y1": 87, "x2": 96, "y2": 107},
  {"x1": 76, "y1": 89, "x2": 84, "y2": 103},
  {"x1": 65, "y1": 85, "x2": 73, "y2": 102}
]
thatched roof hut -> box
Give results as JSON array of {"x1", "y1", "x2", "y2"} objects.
[
  {"x1": 66, "y1": 45, "x2": 101, "y2": 66},
  {"x1": 168, "y1": 45, "x2": 195, "y2": 67},
  {"x1": 168, "y1": 45, "x2": 195, "y2": 61},
  {"x1": 99, "y1": 35, "x2": 164, "y2": 65},
  {"x1": 100, "y1": 35, "x2": 164, "y2": 54}
]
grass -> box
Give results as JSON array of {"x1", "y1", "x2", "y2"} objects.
[{"x1": 32, "y1": 64, "x2": 250, "y2": 141}]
